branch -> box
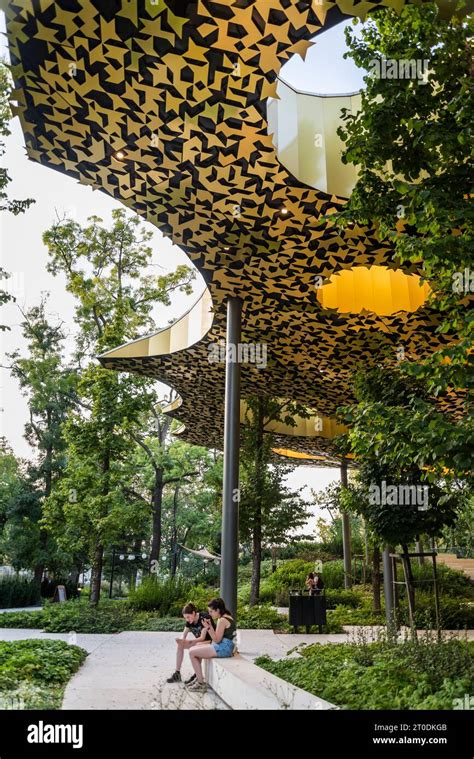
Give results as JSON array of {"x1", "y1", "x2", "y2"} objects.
[
  {"x1": 129, "y1": 431, "x2": 158, "y2": 470},
  {"x1": 163, "y1": 471, "x2": 199, "y2": 485},
  {"x1": 122, "y1": 485, "x2": 149, "y2": 504}
]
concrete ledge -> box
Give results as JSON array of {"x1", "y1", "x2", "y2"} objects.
[{"x1": 206, "y1": 654, "x2": 338, "y2": 710}]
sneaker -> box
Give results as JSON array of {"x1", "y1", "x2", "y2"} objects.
[
  {"x1": 166, "y1": 671, "x2": 181, "y2": 683},
  {"x1": 187, "y1": 680, "x2": 207, "y2": 693},
  {"x1": 184, "y1": 673, "x2": 197, "y2": 686}
]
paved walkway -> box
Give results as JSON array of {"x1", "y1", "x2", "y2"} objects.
[
  {"x1": 0, "y1": 606, "x2": 42, "y2": 613},
  {"x1": 0, "y1": 629, "x2": 228, "y2": 710},
  {"x1": 1, "y1": 627, "x2": 473, "y2": 710}
]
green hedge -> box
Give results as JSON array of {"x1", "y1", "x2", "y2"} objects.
[
  {"x1": 0, "y1": 576, "x2": 40, "y2": 608},
  {"x1": 257, "y1": 637, "x2": 474, "y2": 710}
]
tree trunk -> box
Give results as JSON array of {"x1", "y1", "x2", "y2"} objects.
[
  {"x1": 149, "y1": 467, "x2": 163, "y2": 569},
  {"x1": 250, "y1": 521, "x2": 262, "y2": 607},
  {"x1": 33, "y1": 562, "x2": 44, "y2": 602},
  {"x1": 401, "y1": 543, "x2": 417, "y2": 637},
  {"x1": 68, "y1": 565, "x2": 81, "y2": 597},
  {"x1": 271, "y1": 546, "x2": 277, "y2": 573},
  {"x1": 372, "y1": 544, "x2": 381, "y2": 614},
  {"x1": 34, "y1": 417, "x2": 53, "y2": 600},
  {"x1": 90, "y1": 451, "x2": 109, "y2": 605},
  {"x1": 129, "y1": 539, "x2": 141, "y2": 592},
  {"x1": 415, "y1": 535, "x2": 425, "y2": 566},
  {"x1": 363, "y1": 520, "x2": 370, "y2": 584},
  {"x1": 90, "y1": 542, "x2": 104, "y2": 606},
  {"x1": 33, "y1": 526, "x2": 49, "y2": 600},
  {"x1": 250, "y1": 397, "x2": 265, "y2": 607},
  {"x1": 170, "y1": 484, "x2": 180, "y2": 577}
]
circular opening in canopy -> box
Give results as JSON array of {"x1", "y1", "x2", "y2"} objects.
[
  {"x1": 317, "y1": 266, "x2": 430, "y2": 316},
  {"x1": 279, "y1": 21, "x2": 365, "y2": 96}
]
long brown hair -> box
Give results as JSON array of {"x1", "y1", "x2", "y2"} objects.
[{"x1": 207, "y1": 597, "x2": 232, "y2": 617}]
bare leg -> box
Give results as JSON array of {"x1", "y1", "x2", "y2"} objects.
[
  {"x1": 175, "y1": 639, "x2": 194, "y2": 671},
  {"x1": 189, "y1": 645, "x2": 217, "y2": 683}
]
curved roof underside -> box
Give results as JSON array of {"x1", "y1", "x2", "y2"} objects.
[{"x1": 5, "y1": 0, "x2": 465, "y2": 464}]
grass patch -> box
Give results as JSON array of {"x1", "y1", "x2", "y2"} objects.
[
  {"x1": 256, "y1": 636, "x2": 474, "y2": 709},
  {"x1": 0, "y1": 639, "x2": 87, "y2": 709}
]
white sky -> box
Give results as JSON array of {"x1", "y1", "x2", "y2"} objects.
[{"x1": 0, "y1": 16, "x2": 362, "y2": 525}]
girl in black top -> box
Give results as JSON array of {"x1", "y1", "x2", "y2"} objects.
[{"x1": 166, "y1": 602, "x2": 213, "y2": 684}]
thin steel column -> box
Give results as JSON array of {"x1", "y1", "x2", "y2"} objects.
[
  {"x1": 383, "y1": 545, "x2": 394, "y2": 627},
  {"x1": 220, "y1": 296, "x2": 242, "y2": 618},
  {"x1": 340, "y1": 461, "x2": 352, "y2": 589}
]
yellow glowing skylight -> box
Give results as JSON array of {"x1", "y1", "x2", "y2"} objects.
[{"x1": 317, "y1": 266, "x2": 430, "y2": 315}]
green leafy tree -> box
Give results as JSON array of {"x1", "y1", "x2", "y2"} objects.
[
  {"x1": 0, "y1": 441, "x2": 31, "y2": 569},
  {"x1": 1, "y1": 300, "x2": 76, "y2": 588},
  {"x1": 342, "y1": 368, "x2": 467, "y2": 616},
  {"x1": 42, "y1": 210, "x2": 195, "y2": 604},
  {"x1": 126, "y1": 402, "x2": 217, "y2": 570},
  {"x1": 334, "y1": 3, "x2": 472, "y2": 477},
  {"x1": 239, "y1": 396, "x2": 311, "y2": 606},
  {"x1": 160, "y1": 441, "x2": 220, "y2": 577},
  {"x1": 313, "y1": 482, "x2": 379, "y2": 608},
  {"x1": 441, "y1": 493, "x2": 474, "y2": 555}
]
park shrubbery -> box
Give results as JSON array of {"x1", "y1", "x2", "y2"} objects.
[
  {"x1": 257, "y1": 636, "x2": 474, "y2": 710},
  {"x1": 0, "y1": 639, "x2": 87, "y2": 709},
  {"x1": 2, "y1": 600, "x2": 138, "y2": 633},
  {"x1": 1, "y1": 564, "x2": 471, "y2": 634},
  {"x1": 328, "y1": 602, "x2": 383, "y2": 627},
  {"x1": 0, "y1": 600, "x2": 180, "y2": 633},
  {"x1": 247, "y1": 558, "x2": 473, "y2": 610},
  {"x1": 398, "y1": 594, "x2": 474, "y2": 630},
  {"x1": 399, "y1": 563, "x2": 473, "y2": 598},
  {"x1": 240, "y1": 559, "x2": 368, "y2": 606},
  {"x1": 128, "y1": 575, "x2": 191, "y2": 614},
  {"x1": 128, "y1": 576, "x2": 218, "y2": 615},
  {"x1": 325, "y1": 589, "x2": 361, "y2": 609},
  {"x1": 0, "y1": 597, "x2": 293, "y2": 633},
  {"x1": 237, "y1": 605, "x2": 289, "y2": 630},
  {"x1": 238, "y1": 559, "x2": 274, "y2": 582},
  {"x1": 0, "y1": 576, "x2": 40, "y2": 608}
]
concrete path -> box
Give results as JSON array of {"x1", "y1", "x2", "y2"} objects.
[
  {"x1": 0, "y1": 606, "x2": 42, "y2": 614},
  {"x1": 62, "y1": 631, "x2": 229, "y2": 710},
  {"x1": 0, "y1": 629, "x2": 228, "y2": 710},
  {"x1": 0, "y1": 627, "x2": 113, "y2": 654}
]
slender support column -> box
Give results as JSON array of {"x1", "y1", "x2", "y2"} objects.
[
  {"x1": 383, "y1": 545, "x2": 394, "y2": 628},
  {"x1": 340, "y1": 461, "x2": 352, "y2": 589},
  {"x1": 109, "y1": 548, "x2": 115, "y2": 600},
  {"x1": 220, "y1": 296, "x2": 242, "y2": 619}
]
